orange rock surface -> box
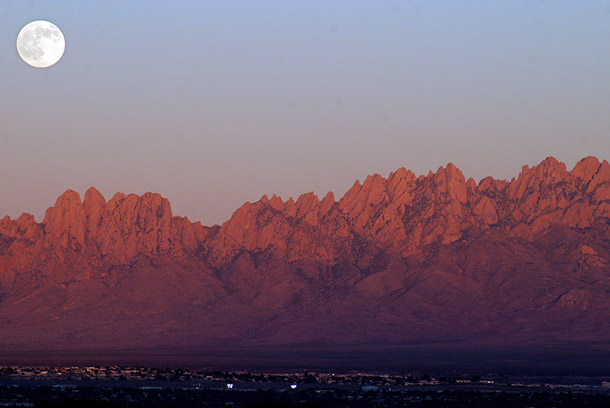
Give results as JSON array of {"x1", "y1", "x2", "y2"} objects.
[{"x1": 0, "y1": 156, "x2": 609, "y2": 351}]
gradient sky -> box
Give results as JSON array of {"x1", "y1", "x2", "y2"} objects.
[{"x1": 1, "y1": 1, "x2": 609, "y2": 225}]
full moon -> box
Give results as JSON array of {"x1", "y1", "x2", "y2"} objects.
[{"x1": 16, "y1": 20, "x2": 65, "y2": 68}]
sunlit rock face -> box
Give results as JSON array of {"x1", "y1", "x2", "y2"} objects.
[{"x1": 0, "y1": 156, "x2": 609, "y2": 351}]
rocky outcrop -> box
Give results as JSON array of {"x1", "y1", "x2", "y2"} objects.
[
  {"x1": 8, "y1": 188, "x2": 201, "y2": 264},
  {"x1": 0, "y1": 156, "x2": 609, "y2": 352},
  {"x1": 204, "y1": 156, "x2": 610, "y2": 264}
]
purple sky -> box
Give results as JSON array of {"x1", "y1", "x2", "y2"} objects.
[{"x1": 1, "y1": 1, "x2": 609, "y2": 225}]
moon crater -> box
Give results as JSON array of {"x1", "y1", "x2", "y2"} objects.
[{"x1": 17, "y1": 20, "x2": 65, "y2": 68}]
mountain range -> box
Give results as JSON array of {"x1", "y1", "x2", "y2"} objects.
[{"x1": 1, "y1": 156, "x2": 609, "y2": 366}]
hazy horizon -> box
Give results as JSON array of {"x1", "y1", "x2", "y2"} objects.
[{"x1": 2, "y1": 1, "x2": 609, "y2": 224}]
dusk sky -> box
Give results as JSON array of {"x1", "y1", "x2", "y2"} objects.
[{"x1": 1, "y1": 1, "x2": 609, "y2": 225}]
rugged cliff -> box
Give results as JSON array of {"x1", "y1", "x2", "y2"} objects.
[{"x1": 0, "y1": 156, "x2": 609, "y2": 352}]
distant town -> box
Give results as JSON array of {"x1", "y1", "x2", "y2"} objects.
[
  {"x1": 1, "y1": 365, "x2": 494, "y2": 385},
  {"x1": 0, "y1": 365, "x2": 609, "y2": 407}
]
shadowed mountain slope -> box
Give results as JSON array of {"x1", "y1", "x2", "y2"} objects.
[{"x1": 0, "y1": 156, "x2": 609, "y2": 354}]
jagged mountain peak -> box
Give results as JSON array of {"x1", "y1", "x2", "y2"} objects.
[{"x1": 0, "y1": 157, "x2": 609, "y2": 352}]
